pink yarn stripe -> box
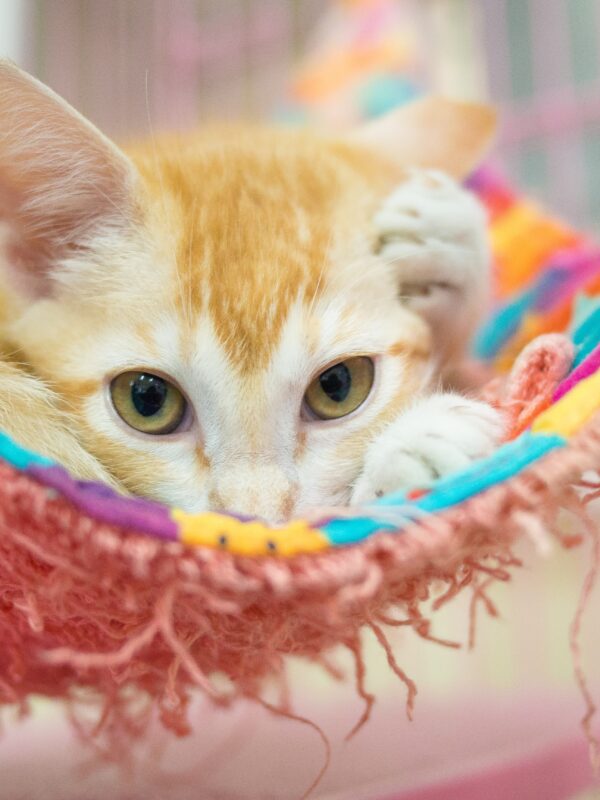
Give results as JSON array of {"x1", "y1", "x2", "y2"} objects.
[
  {"x1": 380, "y1": 735, "x2": 593, "y2": 800},
  {"x1": 554, "y1": 343, "x2": 600, "y2": 401}
]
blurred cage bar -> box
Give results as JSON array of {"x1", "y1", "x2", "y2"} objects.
[
  {"x1": 478, "y1": 0, "x2": 600, "y2": 233},
  {"x1": 18, "y1": 0, "x2": 326, "y2": 133},
  {"x1": 7, "y1": 0, "x2": 600, "y2": 232}
]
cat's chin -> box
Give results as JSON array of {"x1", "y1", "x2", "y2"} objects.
[{"x1": 168, "y1": 496, "x2": 347, "y2": 528}]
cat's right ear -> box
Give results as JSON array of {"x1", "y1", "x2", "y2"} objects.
[
  {"x1": 0, "y1": 60, "x2": 139, "y2": 297},
  {"x1": 348, "y1": 95, "x2": 496, "y2": 180}
]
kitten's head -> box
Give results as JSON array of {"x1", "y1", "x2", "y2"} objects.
[{"x1": 0, "y1": 62, "x2": 495, "y2": 520}]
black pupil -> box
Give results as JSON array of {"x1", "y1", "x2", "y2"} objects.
[
  {"x1": 319, "y1": 363, "x2": 351, "y2": 403},
  {"x1": 131, "y1": 374, "x2": 168, "y2": 417}
]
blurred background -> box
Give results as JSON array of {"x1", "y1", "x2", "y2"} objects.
[
  {"x1": 3, "y1": 0, "x2": 600, "y2": 232},
  {"x1": 1, "y1": 3, "x2": 600, "y2": 798}
]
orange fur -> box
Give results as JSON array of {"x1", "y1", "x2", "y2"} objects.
[
  {"x1": 129, "y1": 129, "x2": 392, "y2": 371},
  {"x1": 0, "y1": 62, "x2": 494, "y2": 519}
]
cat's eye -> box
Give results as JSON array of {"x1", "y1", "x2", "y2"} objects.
[
  {"x1": 303, "y1": 357, "x2": 375, "y2": 421},
  {"x1": 110, "y1": 371, "x2": 187, "y2": 435}
]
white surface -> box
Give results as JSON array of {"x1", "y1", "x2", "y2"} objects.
[{"x1": 0, "y1": 688, "x2": 592, "y2": 800}]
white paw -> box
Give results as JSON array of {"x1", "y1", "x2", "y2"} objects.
[
  {"x1": 372, "y1": 170, "x2": 490, "y2": 363},
  {"x1": 373, "y1": 169, "x2": 486, "y2": 255},
  {"x1": 351, "y1": 394, "x2": 504, "y2": 504}
]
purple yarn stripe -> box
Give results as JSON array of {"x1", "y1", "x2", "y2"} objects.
[
  {"x1": 533, "y1": 250, "x2": 600, "y2": 313},
  {"x1": 27, "y1": 464, "x2": 179, "y2": 541},
  {"x1": 465, "y1": 165, "x2": 511, "y2": 194},
  {"x1": 553, "y1": 342, "x2": 600, "y2": 402}
]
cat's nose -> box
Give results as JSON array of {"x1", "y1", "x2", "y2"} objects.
[{"x1": 208, "y1": 463, "x2": 299, "y2": 525}]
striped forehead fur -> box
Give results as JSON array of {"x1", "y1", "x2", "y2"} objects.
[{"x1": 127, "y1": 127, "x2": 393, "y2": 372}]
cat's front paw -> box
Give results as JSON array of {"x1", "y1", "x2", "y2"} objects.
[
  {"x1": 351, "y1": 394, "x2": 504, "y2": 504},
  {"x1": 374, "y1": 169, "x2": 486, "y2": 254},
  {"x1": 372, "y1": 170, "x2": 489, "y2": 364}
]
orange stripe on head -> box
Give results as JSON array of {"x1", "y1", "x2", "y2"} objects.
[{"x1": 127, "y1": 128, "x2": 392, "y2": 375}]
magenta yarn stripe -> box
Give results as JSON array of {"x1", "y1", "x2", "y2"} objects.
[{"x1": 553, "y1": 341, "x2": 600, "y2": 401}]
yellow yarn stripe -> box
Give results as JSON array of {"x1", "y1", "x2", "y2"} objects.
[
  {"x1": 532, "y1": 369, "x2": 600, "y2": 437},
  {"x1": 173, "y1": 510, "x2": 329, "y2": 556}
]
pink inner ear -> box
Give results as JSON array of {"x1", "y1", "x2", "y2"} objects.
[
  {"x1": 0, "y1": 181, "x2": 48, "y2": 297},
  {"x1": 0, "y1": 62, "x2": 138, "y2": 297}
]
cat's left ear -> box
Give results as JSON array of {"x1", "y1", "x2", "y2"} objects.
[
  {"x1": 0, "y1": 60, "x2": 139, "y2": 296},
  {"x1": 348, "y1": 95, "x2": 497, "y2": 179}
]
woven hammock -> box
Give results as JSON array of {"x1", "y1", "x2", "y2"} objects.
[{"x1": 1, "y1": 165, "x2": 600, "y2": 743}]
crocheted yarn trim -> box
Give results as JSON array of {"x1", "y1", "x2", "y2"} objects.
[{"x1": 1, "y1": 408, "x2": 598, "y2": 737}]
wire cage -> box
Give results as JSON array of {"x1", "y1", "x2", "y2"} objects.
[
  {"x1": 6, "y1": 0, "x2": 600, "y2": 235},
  {"x1": 1, "y1": 3, "x2": 600, "y2": 798}
]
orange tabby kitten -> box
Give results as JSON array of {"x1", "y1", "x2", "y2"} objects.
[{"x1": 0, "y1": 61, "x2": 502, "y2": 522}]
